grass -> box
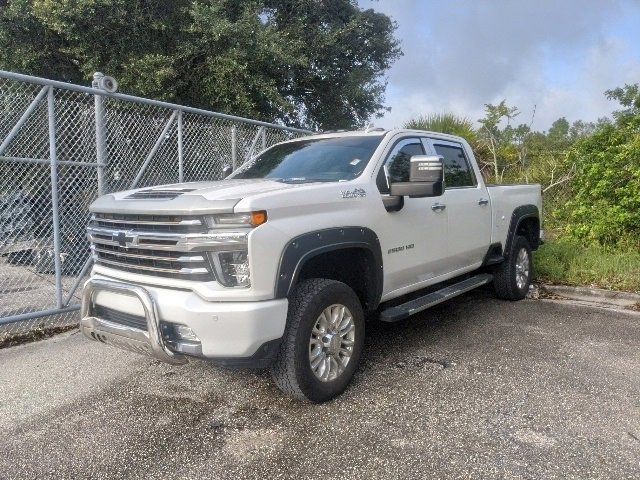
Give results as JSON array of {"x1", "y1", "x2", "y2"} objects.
[{"x1": 534, "y1": 239, "x2": 640, "y2": 293}]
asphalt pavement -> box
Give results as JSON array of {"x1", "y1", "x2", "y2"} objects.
[{"x1": 1, "y1": 291, "x2": 638, "y2": 479}]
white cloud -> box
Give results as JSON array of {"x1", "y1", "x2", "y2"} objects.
[
  {"x1": 362, "y1": 0, "x2": 640, "y2": 130},
  {"x1": 502, "y1": 38, "x2": 640, "y2": 129}
]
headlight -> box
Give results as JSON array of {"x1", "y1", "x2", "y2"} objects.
[
  {"x1": 203, "y1": 211, "x2": 266, "y2": 288},
  {"x1": 205, "y1": 211, "x2": 267, "y2": 228}
]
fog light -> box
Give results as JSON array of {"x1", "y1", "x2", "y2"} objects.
[
  {"x1": 173, "y1": 324, "x2": 199, "y2": 342},
  {"x1": 209, "y1": 250, "x2": 251, "y2": 287}
]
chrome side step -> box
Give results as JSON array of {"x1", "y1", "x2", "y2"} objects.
[{"x1": 379, "y1": 274, "x2": 494, "y2": 323}]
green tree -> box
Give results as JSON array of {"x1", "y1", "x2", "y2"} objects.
[
  {"x1": 0, "y1": 0, "x2": 401, "y2": 130},
  {"x1": 564, "y1": 118, "x2": 640, "y2": 246},
  {"x1": 477, "y1": 100, "x2": 520, "y2": 182},
  {"x1": 547, "y1": 117, "x2": 569, "y2": 142},
  {"x1": 562, "y1": 87, "x2": 640, "y2": 247},
  {"x1": 403, "y1": 113, "x2": 477, "y2": 144},
  {"x1": 605, "y1": 83, "x2": 640, "y2": 124}
]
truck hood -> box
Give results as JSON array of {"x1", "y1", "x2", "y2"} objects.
[{"x1": 89, "y1": 179, "x2": 321, "y2": 215}]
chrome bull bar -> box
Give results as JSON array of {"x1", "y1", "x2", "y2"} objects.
[{"x1": 80, "y1": 278, "x2": 187, "y2": 365}]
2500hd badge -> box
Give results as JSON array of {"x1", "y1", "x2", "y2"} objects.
[{"x1": 388, "y1": 243, "x2": 414, "y2": 254}]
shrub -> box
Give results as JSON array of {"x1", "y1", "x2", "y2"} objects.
[{"x1": 562, "y1": 116, "x2": 640, "y2": 247}]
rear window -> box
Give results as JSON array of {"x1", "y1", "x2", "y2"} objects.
[{"x1": 433, "y1": 144, "x2": 476, "y2": 188}]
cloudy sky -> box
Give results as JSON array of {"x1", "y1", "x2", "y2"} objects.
[{"x1": 359, "y1": 0, "x2": 640, "y2": 131}]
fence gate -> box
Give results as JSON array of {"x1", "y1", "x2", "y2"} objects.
[{"x1": 0, "y1": 70, "x2": 310, "y2": 338}]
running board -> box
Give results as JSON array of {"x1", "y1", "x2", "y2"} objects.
[{"x1": 379, "y1": 274, "x2": 494, "y2": 323}]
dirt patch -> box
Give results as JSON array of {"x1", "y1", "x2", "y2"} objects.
[
  {"x1": 627, "y1": 302, "x2": 640, "y2": 312},
  {"x1": 0, "y1": 324, "x2": 77, "y2": 349},
  {"x1": 532, "y1": 284, "x2": 566, "y2": 300}
]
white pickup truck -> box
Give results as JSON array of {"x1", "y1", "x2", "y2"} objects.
[{"x1": 81, "y1": 129, "x2": 542, "y2": 402}]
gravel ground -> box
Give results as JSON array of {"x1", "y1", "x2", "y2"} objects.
[{"x1": 0, "y1": 291, "x2": 638, "y2": 479}]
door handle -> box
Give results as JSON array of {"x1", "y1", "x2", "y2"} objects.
[
  {"x1": 431, "y1": 203, "x2": 446, "y2": 212},
  {"x1": 478, "y1": 198, "x2": 489, "y2": 206}
]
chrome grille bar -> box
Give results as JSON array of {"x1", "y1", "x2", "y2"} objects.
[
  {"x1": 92, "y1": 246, "x2": 205, "y2": 263},
  {"x1": 95, "y1": 257, "x2": 209, "y2": 275},
  {"x1": 90, "y1": 213, "x2": 205, "y2": 234},
  {"x1": 93, "y1": 217, "x2": 203, "y2": 226},
  {"x1": 87, "y1": 225, "x2": 248, "y2": 252}
]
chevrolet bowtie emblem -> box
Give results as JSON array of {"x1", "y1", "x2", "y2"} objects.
[{"x1": 113, "y1": 230, "x2": 136, "y2": 248}]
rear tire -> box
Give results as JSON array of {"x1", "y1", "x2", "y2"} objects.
[
  {"x1": 493, "y1": 235, "x2": 533, "y2": 300},
  {"x1": 270, "y1": 278, "x2": 364, "y2": 403}
]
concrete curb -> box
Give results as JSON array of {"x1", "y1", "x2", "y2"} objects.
[{"x1": 539, "y1": 284, "x2": 640, "y2": 308}]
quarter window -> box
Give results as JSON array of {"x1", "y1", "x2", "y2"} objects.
[
  {"x1": 433, "y1": 144, "x2": 476, "y2": 188},
  {"x1": 377, "y1": 138, "x2": 425, "y2": 193}
]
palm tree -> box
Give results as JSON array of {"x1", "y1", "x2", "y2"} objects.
[{"x1": 403, "y1": 113, "x2": 477, "y2": 144}]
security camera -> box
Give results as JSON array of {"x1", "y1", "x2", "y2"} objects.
[{"x1": 98, "y1": 75, "x2": 118, "y2": 93}]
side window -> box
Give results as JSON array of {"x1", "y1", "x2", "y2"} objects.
[
  {"x1": 376, "y1": 138, "x2": 425, "y2": 193},
  {"x1": 433, "y1": 143, "x2": 476, "y2": 188}
]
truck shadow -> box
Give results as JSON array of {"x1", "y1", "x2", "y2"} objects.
[{"x1": 360, "y1": 286, "x2": 498, "y2": 371}]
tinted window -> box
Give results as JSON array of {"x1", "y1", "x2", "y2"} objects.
[
  {"x1": 377, "y1": 139, "x2": 425, "y2": 193},
  {"x1": 232, "y1": 136, "x2": 383, "y2": 183},
  {"x1": 434, "y1": 144, "x2": 475, "y2": 187}
]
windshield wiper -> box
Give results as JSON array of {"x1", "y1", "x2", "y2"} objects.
[
  {"x1": 274, "y1": 177, "x2": 335, "y2": 184},
  {"x1": 275, "y1": 177, "x2": 308, "y2": 183}
]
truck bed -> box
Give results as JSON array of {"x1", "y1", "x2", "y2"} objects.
[{"x1": 486, "y1": 184, "x2": 542, "y2": 247}]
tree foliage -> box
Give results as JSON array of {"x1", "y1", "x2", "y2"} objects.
[
  {"x1": 605, "y1": 84, "x2": 640, "y2": 124},
  {"x1": 476, "y1": 100, "x2": 521, "y2": 182},
  {"x1": 0, "y1": 0, "x2": 401, "y2": 130},
  {"x1": 563, "y1": 96, "x2": 640, "y2": 247},
  {"x1": 403, "y1": 113, "x2": 477, "y2": 144}
]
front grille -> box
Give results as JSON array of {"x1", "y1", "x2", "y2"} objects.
[
  {"x1": 126, "y1": 188, "x2": 195, "y2": 200},
  {"x1": 92, "y1": 213, "x2": 204, "y2": 233},
  {"x1": 94, "y1": 305, "x2": 147, "y2": 331},
  {"x1": 88, "y1": 213, "x2": 215, "y2": 281}
]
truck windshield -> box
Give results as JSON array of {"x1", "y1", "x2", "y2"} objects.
[{"x1": 231, "y1": 136, "x2": 383, "y2": 183}]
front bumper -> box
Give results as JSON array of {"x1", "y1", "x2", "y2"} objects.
[{"x1": 80, "y1": 277, "x2": 288, "y2": 367}]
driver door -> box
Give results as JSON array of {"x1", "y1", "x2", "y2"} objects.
[{"x1": 374, "y1": 136, "x2": 450, "y2": 298}]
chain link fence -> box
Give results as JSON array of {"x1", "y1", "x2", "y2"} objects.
[{"x1": 0, "y1": 70, "x2": 310, "y2": 340}]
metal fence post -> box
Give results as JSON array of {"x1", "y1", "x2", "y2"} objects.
[
  {"x1": 47, "y1": 86, "x2": 63, "y2": 309},
  {"x1": 92, "y1": 73, "x2": 107, "y2": 195},
  {"x1": 0, "y1": 86, "x2": 48, "y2": 157},
  {"x1": 261, "y1": 127, "x2": 266, "y2": 151},
  {"x1": 231, "y1": 125, "x2": 237, "y2": 170},
  {"x1": 247, "y1": 126, "x2": 265, "y2": 161},
  {"x1": 177, "y1": 110, "x2": 184, "y2": 182},
  {"x1": 130, "y1": 110, "x2": 178, "y2": 188}
]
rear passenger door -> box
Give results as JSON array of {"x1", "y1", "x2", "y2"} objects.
[{"x1": 429, "y1": 139, "x2": 491, "y2": 271}]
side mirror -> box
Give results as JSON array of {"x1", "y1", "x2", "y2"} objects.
[
  {"x1": 221, "y1": 164, "x2": 233, "y2": 179},
  {"x1": 390, "y1": 155, "x2": 444, "y2": 198}
]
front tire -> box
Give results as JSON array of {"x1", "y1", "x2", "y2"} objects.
[
  {"x1": 270, "y1": 278, "x2": 365, "y2": 403},
  {"x1": 493, "y1": 235, "x2": 533, "y2": 300}
]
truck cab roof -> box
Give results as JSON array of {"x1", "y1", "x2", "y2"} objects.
[{"x1": 290, "y1": 128, "x2": 470, "y2": 145}]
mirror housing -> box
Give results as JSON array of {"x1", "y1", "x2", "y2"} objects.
[{"x1": 389, "y1": 155, "x2": 444, "y2": 198}]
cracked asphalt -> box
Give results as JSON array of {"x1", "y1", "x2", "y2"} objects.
[{"x1": 1, "y1": 291, "x2": 638, "y2": 479}]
